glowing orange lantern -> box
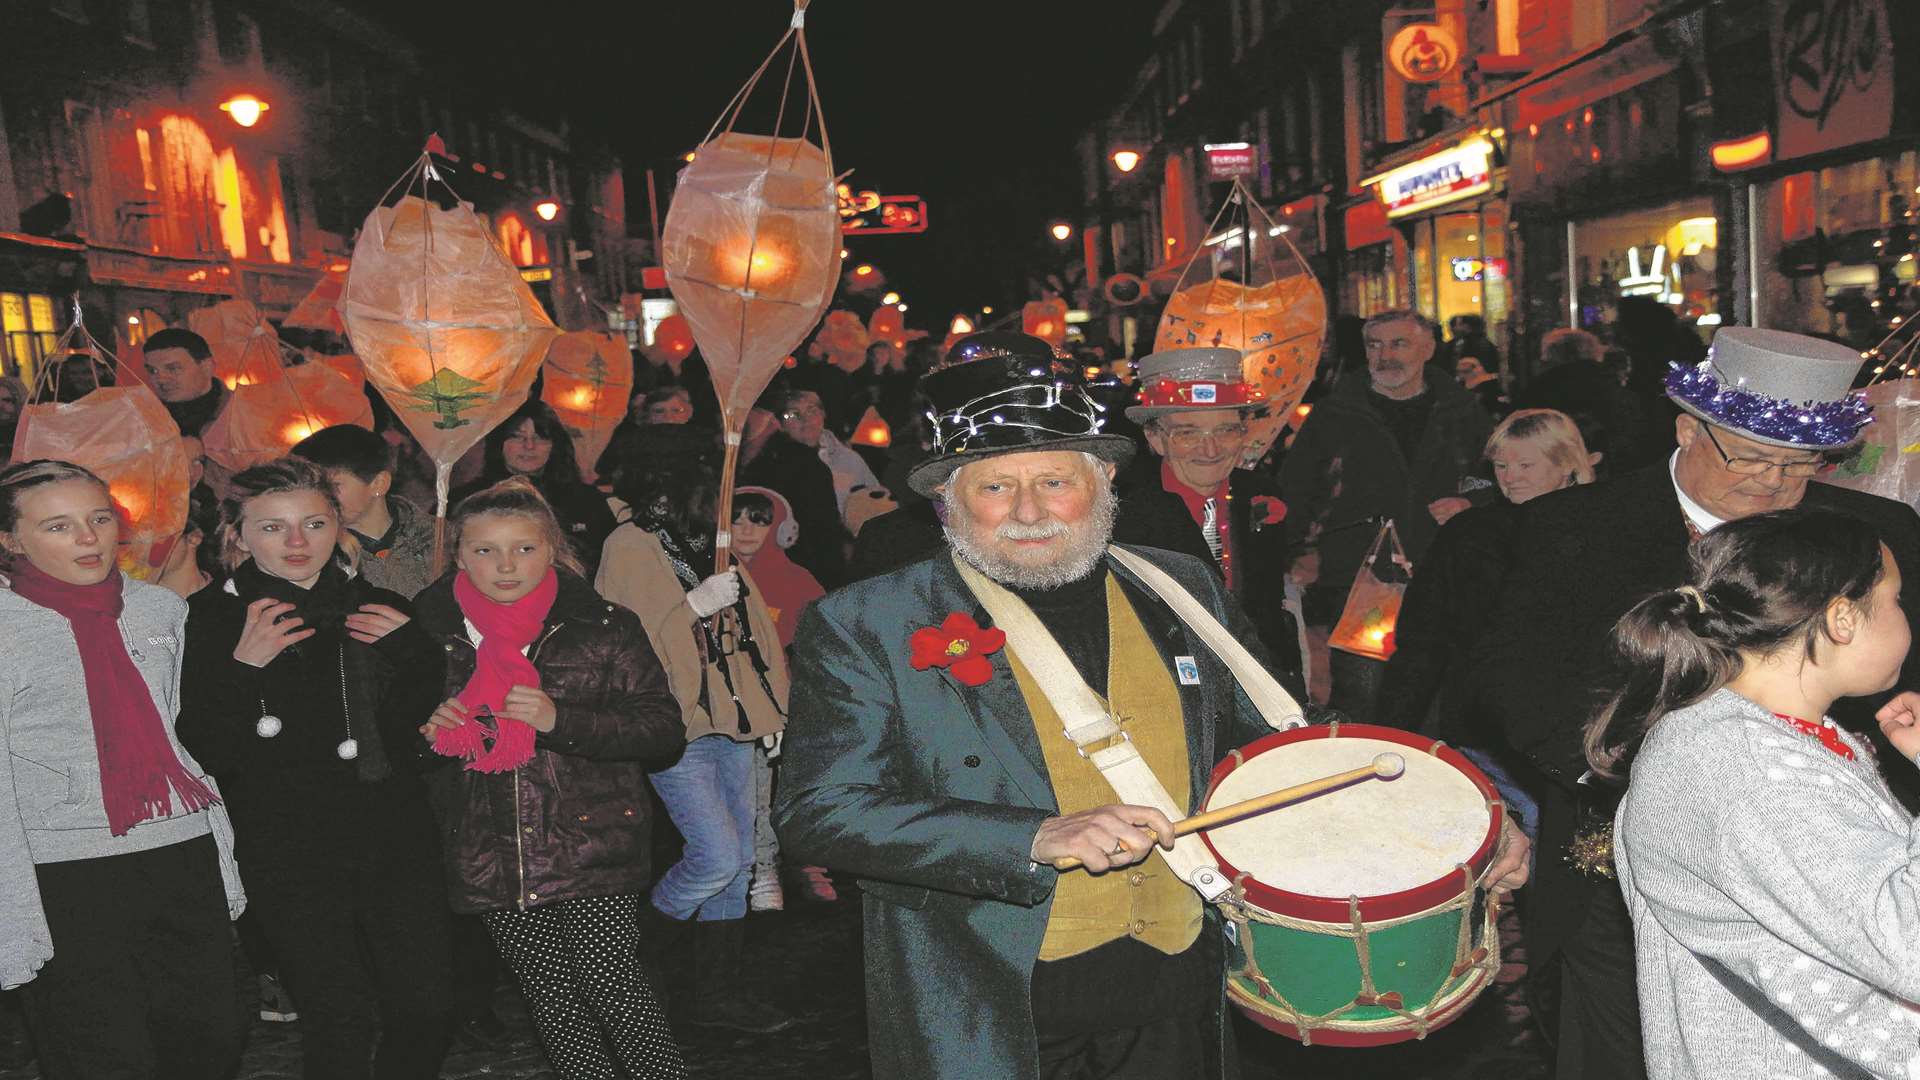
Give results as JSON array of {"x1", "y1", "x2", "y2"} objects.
[
  {"x1": 808, "y1": 310, "x2": 870, "y2": 371},
  {"x1": 646, "y1": 314, "x2": 697, "y2": 367},
  {"x1": 286, "y1": 266, "x2": 349, "y2": 335},
  {"x1": 1023, "y1": 298, "x2": 1068, "y2": 348},
  {"x1": 540, "y1": 332, "x2": 634, "y2": 480},
  {"x1": 14, "y1": 386, "x2": 190, "y2": 579},
  {"x1": 851, "y1": 405, "x2": 891, "y2": 448},
  {"x1": 1155, "y1": 179, "x2": 1326, "y2": 465},
  {"x1": 340, "y1": 146, "x2": 560, "y2": 521},
  {"x1": 661, "y1": 4, "x2": 839, "y2": 570},
  {"x1": 868, "y1": 305, "x2": 906, "y2": 350},
  {"x1": 188, "y1": 300, "x2": 287, "y2": 391},
  {"x1": 203, "y1": 361, "x2": 374, "y2": 471}
]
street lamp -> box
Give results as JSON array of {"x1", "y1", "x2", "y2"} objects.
[
  {"x1": 533, "y1": 199, "x2": 561, "y2": 222},
  {"x1": 219, "y1": 93, "x2": 270, "y2": 128},
  {"x1": 1111, "y1": 149, "x2": 1141, "y2": 173},
  {"x1": 950, "y1": 315, "x2": 974, "y2": 335},
  {"x1": 1050, "y1": 222, "x2": 1073, "y2": 242}
]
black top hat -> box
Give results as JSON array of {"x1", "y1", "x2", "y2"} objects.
[{"x1": 906, "y1": 332, "x2": 1135, "y2": 497}]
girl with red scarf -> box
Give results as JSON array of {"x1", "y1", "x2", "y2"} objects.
[
  {"x1": 177, "y1": 458, "x2": 452, "y2": 1080},
  {"x1": 0, "y1": 460, "x2": 243, "y2": 1077},
  {"x1": 412, "y1": 478, "x2": 688, "y2": 1080}
]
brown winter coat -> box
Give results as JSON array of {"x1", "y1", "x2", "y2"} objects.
[
  {"x1": 407, "y1": 572, "x2": 684, "y2": 914},
  {"x1": 595, "y1": 519, "x2": 788, "y2": 743}
]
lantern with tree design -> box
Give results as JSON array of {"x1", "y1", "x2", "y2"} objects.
[
  {"x1": 339, "y1": 140, "x2": 560, "y2": 525},
  {"x1": 541, "y1": 331, "x2": 634, "y2": 481}
]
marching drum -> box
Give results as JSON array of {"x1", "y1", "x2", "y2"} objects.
[{"x1": 1199, "y1": 723, "x2": 1504, "y2": 1047}]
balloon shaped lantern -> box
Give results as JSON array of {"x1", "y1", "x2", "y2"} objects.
[
  {"x1": 188, "y1": 299, "x2": 286, "y2": 390},
  {"x1": 203, "y1": 361, "x2": 373, "y2": 471},
  {"x1": 285, "y1": 265, "x2": 349, "y2": 336},
  {"x1": 664, "y1": 0, "x2": 839, "y2": 571},
  {"x1": 808, "y1": 309, "x2": 869, "y2": 371},
  {"x1": 644, "y1": 313, "x2": 696, "y2": 368},
  {"x1": 189, "y1": 301, "x2": 372, "y2": 471},
  {"x1": 339, "y1": 138, "x2": 560, "y2": 529},
  {"x1": 541, "y1": 331, "x2": 634, "y2": 482},
  {"x1": 13, "y1": 303, "x2": 190, "y2": 580},
  {"x1": 1154, "y1": 179, "x2": 1326, "y2": 466},
  {"x1": 1023, "y1": 298, "x2": 1069, "y2": 348}
]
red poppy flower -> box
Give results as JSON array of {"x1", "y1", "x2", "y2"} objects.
[
  {"x1": 1251, "y1": 495, "x2": 1287, "y2": 528},
  {"x1": 909, "y1": 612, "x2": 1006, "y2": 687}
]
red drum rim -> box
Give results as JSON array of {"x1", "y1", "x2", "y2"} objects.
[{"x1": 1199, "y1": 722, "x2": 1503, "y2": 924}]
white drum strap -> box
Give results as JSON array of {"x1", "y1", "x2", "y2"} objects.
[
  {"x1": 953, "y1": 556, "x2": 1233, "y2": 901},
  {"x1": 1104, "y1": 546, "x2": 1309, "y2": 734}
]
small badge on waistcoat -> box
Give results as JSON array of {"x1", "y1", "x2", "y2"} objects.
[{"x1": 1175, "y1": 656, "x2": 1201, "y2": 685}]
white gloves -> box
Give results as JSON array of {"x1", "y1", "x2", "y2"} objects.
[
  {"x1": 761, "y1": 731, "x2": 784, "y2": 759},
  {"x1": 687, "y1": 571, "x2": 742, "y2": 618}
]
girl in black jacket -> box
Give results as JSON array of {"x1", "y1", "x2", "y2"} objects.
[
  {"x1": 177, "y1": 458, "x2": 452, "y2": 1080},
  {"x1": 412, "y1": 478, "x2": 687, "y2": 1080}
]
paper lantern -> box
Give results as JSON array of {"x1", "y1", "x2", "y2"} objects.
[
  {"x1": 851, "y1": 405, "x2": 891, "y2": 448},
  {"x1": 646, "y1": 313, "x2": 696, "y2": 367},
  {"x1": 1023, "y1": 298, "x2": 1068, "y2": 348},
  {"x1": 314, "y1": 353, "x2": 366, "y2": 392},
  {"x1": 541, "y1": 331, "x2": 634, "y2": 480},
  {"x1": 808, "y1": 310, "x2": 869, "y2": 371},
  {"x1": 1154, "y1": 182, "x2": 1326, "y2": 465},
  {"x1": 285, "y1": 267, "x2": 349, "y2": 335},
  {"x1": 13, "y1": 386, "x2": 190, "y2": 579},
  {"x1": 664, "y1": 130, "x2": 839, "y2": 424},
  {"x1": 867, "y1": 306, "x2": 907, "y2": 350},
  {"x1": 203, "y1": 361, "x2": 374, "y2": 472},
  {"x1": 1328, "y1": 600, "x2": 1401, "y2": 662},
  {"x1": 188, "y1": 299, "x2": 286, "y2": 389},
  {"x1": 340, "y1": 187, "x2": 560, "y2": 514}
]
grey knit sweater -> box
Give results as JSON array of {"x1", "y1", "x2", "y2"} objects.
[
  {"x1": 1616, "y1": 689, "x2": 1920, "y2": 1079},
  {"x1": 0, "y1": 577, "x2": 244, "y2": 990}
]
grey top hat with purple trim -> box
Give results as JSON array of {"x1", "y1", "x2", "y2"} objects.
[
  {"x1": 1124, "y1": 347, "x2": 1265, "y2": 423},
  {"x1": 1665, "y1": 327, "x2": 1872, "y2": 450}
]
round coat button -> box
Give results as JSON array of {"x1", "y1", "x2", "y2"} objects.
[{"x1": 963, "y1": 755, "x2": 981, "y2": 768}]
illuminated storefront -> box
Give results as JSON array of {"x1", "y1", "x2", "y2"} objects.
[
  {"x1": 1570, "y1": 198, "x2": 1723, "y2": 334},
  {"x1": 1361, "y1": 134, "x2": 1511, "y2": 344}
]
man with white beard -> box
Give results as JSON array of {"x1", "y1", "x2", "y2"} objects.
[{"x1": 774, "y1": 333, "x2": 1533, "y2": 1080}]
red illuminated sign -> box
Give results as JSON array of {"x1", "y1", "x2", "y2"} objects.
[
  {"x1": 842, "y1": 194, "x2": 929, "y2": 236},
  {"x1": 1204, "y1": 143, "x2": 1258, "y2": 182}
]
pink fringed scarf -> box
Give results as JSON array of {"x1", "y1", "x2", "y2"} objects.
[
  {"x1": 7, "y1": 561, "x2": 218, "y2": 835},
  {"x1": 434, "y1": 569, "x2": 559, "y2": 773}
]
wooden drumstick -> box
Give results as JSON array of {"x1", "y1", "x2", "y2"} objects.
[{"x1": 1054, "y1": 752, "x2": 1406, "y2": 871}]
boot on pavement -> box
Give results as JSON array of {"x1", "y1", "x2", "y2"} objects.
[{"x1": 687, "y1": 917, "x2": 795, "y2": 1034}]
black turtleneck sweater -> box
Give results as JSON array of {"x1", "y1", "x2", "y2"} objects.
[
  {"x1": 1010, "y1": 567, "x2": 1112, "y2": 691},
  {"x1": 164, "y1": 382, "x2": 227, "y2": 438}
]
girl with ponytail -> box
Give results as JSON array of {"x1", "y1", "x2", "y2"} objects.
[{"x1": 1590, "y1": 508, "x2": 1920, "y2": 1079}]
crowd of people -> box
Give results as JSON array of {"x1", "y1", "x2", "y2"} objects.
[{"x1": 0, "y1": 300, "x2": 1918, "y2": 1080}]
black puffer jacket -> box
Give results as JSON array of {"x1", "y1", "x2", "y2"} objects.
[{"x1": 407, "y1": 571, "x2": 683, "y2": 914}]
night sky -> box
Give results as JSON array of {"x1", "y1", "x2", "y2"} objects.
[{"x1": 347, "y1": 1, "x2": 1154, "y2": 330}]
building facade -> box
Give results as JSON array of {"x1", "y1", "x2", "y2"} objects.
[
  {"x1": 0, "y1": 0, "x2": 628, "y2": 385},
  {"x1": 1072, "y1": 0, "x2": 1918, "y2": 383}
]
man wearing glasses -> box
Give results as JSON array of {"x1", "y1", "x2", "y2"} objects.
[
  {"x1": 1124, "y1": 347, "x2": 1306, "y2": 694},
  {"x1": 1472, "y1": 327, "x2": 1920, "y2": 1080}
]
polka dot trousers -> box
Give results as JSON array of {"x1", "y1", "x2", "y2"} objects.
[{"x1": 484, "y1": 894, "x2": 686, "y2": 1079}]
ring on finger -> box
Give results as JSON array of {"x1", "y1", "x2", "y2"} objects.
[{"x1": 1110, "y1": 838, "x2": 1128, "y2": 857}]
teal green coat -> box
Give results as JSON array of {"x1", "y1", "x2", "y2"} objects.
[{"x1": 774, "y1": 545, "x2": 1282, "y2": 1080}]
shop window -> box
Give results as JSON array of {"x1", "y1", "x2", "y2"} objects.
[
  {"x1": 1343, "y1": 241, "x2": 1405, "y2": 319},
  {"x1": 1752, "y1": 150, "x2": 1918, "y2": 349},
  {"x1": 1570, "y1": 196, "x2": 1721, "y2": 339},
  {"x1": 215, "y1": 147, "x2": 247, "y2": 260},
  {"x1": 1, "y1": 292, "x2": 62, "y2": 385}
]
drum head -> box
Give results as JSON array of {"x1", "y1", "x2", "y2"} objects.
[{"x1": 1202, "y1": 725, "x2": 1495, "y2": 918}]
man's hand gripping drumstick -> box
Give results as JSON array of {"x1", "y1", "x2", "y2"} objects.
[{"x1": 1037, "y1": 753, "x2": 1408, "y2": 873}]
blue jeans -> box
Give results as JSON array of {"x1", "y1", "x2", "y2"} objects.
[{"x1": 648, "y1": 734, "x2": 755, "y2": 922}]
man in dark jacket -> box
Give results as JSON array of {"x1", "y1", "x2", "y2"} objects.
[
  {"x1": 1123, "y1": 346, "x2": 1305, "y2": 696},
  {"x1": 1472, "y1": 328, "x2": 1920, "y2": 1080},
  {"x1": 1279, "y1": 309, "x2": 1493, "y2": 720},
  {"x1": 778, "y1": 334, "x2": 1521, "y2": 1080}
]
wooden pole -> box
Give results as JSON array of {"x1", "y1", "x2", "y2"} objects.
[
  {"x1": 713, "y1": 411, "x2": 741, "y2": 575},
  {"x1": 1052, "y1": 753, "x2": 1405, "y2": 872}
]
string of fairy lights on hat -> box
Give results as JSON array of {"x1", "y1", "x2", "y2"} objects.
[{"x1": 927, "y1": 371, "x2": 1109, "y2": 454}]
